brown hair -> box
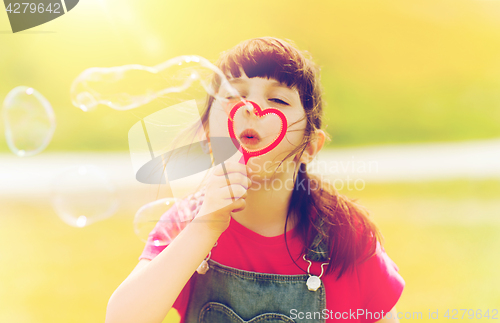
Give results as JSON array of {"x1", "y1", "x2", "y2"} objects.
[{"x1": 201, "y1": 37, "x2": 381, "y2": 279}]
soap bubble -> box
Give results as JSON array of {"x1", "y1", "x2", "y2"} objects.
[
  {"x1": 72, "y1": 56, "x2": 246, "y2": 198},
  {"x1": 134, "y1": 191, "x2": 204, "y2": 246},
  {"x1": 2, "y1": 86, "x2": 56, "y2": 157},
  {"x1": 70, "y1": 55, "x2": 241, "y2": 112},
  {"x1": 51, "y1": 165, "x2": 119, "y2": 228}
]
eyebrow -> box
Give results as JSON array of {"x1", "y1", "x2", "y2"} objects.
[{"x1": 228, "y1": 78, "x2": 246, "y2": 85}]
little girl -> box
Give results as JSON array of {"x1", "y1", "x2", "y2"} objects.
[{"x1": 106, "y1": 37, "x2": 404, "y2": 323}]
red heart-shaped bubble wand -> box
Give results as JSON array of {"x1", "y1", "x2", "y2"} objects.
[{"x1": 227, "y1": 100, "x2": 288, "y2": 165}]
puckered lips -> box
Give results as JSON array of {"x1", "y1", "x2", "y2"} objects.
[{"x1": 239, "y1": 128, "x2": 261, "y2": 147}]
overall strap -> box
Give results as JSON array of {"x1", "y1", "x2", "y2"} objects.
[{"x1": 306, "y1": 217, "x2": 330, "y2": 262}]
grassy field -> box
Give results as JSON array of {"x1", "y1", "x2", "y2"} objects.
[{"x1": 1, "y1": 179, "x2": 499, "y2": 322}]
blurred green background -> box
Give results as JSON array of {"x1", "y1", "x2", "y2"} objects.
[
  {"x1": 1, "y1": 0, "x2": 500, "y2": 151},
  {"x1": 1, "y1": 0, "x2": 499, "y2": 322}
]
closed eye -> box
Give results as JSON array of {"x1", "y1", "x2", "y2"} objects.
[
  {"x1": 225, "y1": 95, "x2": 246, "y2": 100},
  {"x1": 269, "y1": 98, "x2": 289, "y2": 105}
]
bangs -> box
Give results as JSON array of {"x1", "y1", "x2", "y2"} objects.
[{"x1": 218, "y1": 38, "x2": 307, "y2": 90}]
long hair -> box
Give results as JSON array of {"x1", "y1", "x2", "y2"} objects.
[{"x1": 201, "y1": 37, "x2": 381, "y2": 279}]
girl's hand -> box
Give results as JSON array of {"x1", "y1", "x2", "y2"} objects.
[{"x1": 193, "y1": 160, "x2": 252, "y2": 236}]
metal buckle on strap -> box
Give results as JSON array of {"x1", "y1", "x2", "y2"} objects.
[{"x1": 303, "y1": 254, "x2": 329, "y2": 292}]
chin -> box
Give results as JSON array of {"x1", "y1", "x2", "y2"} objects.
[{"x1": 247, "y1": 156, "x2": 297, "y2": 182}]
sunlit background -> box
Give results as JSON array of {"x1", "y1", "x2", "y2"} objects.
[{"x1": 1, "y1": 0, "x2": 499, "y2": 322}]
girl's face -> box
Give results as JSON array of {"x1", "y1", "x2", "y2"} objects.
[{"x1": 208, "y1": 73, "x2": 308, "y2": 182}]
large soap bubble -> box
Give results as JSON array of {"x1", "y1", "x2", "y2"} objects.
[
  {"x1": 51, "y1": 165, "x2": 119, "y2": 227},
  {"x1": 70, "y1": 55, "x2": 240, "y2": 112},
  {"x1": 71, "y1": 55, "x2": 246, "y2": 200},
  {"x1": 87, "y1": 55, "x2": 247, "y2": 200},
  {"x1": 2, "y1": 86, "x2": 56, "y2": 157}
]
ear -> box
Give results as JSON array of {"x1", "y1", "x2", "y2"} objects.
[{"x1": 299, "y1": 129, "x2": 325, "y2": 164}]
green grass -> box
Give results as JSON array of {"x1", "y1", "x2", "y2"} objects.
[
  {"x1": 0, "y1": 201, "x2": 180, "y2": 323},
  {"x1": 346, "y1": 179, "x2": 500, "y2": 320},
  {"x1": 1, "y1": 179, "x2": 499, "y2": 322}
]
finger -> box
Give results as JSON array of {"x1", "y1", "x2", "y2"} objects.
[
  {"x1": 219, "y1": 184, "x2": 247, "y2": 200},
  {"x1": 215, "y1": 172, "x2": 251, "y2": 190},
  {"x1": 213, "y1": 161, "x2": 248, "y2": 177}
]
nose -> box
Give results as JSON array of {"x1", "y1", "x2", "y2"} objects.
[
  {"x1": 244, "y1": 96, "x2": 268, "y2": 113},
  {"x1": 243, "y1": 102, "x2": 257, "y2": 118}
]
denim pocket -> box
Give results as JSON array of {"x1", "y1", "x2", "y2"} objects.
[{"x1": 200, "y1": 302, "x2": 296, "y2": 323}]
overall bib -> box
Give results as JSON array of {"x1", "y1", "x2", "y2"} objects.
[{"x1": 184, "y1": 232, "x2": 330, "y2": 323}]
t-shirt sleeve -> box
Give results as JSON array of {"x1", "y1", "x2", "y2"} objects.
[
  {"x1": 138, "y1": 201, "x2": 179, "y2": 261},
  {"x1": 357, "y1": 241, "x2": 405, "y2": 322}
]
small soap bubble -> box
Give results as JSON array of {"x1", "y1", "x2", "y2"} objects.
[
  {"x1": 2, "y1": 86, "x2": 56, "y2": 157},
  {"x1": 134, "y1": 197, "x2": 198, "y2": 246},
  {"x1": 51, "y1": 165, "x2": 119, "y2": 228}
]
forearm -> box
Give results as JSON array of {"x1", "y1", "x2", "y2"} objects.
[{"x1": 105, "y1": 221, "x2": 219, "y2": 323}]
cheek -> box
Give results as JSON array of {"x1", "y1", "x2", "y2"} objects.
[
  {"x1": 252, "y1": 116, "x2": 306, "y2": 160},
  {"x1": 250, "y1": 128, "x2": 304, "y2": 171},
  {"x1": 283, "y1": 119, "x2": 307, "y2": 147}
]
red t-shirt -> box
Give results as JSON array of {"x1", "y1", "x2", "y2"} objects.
[{"x1": 139, "y1": 194, "x2": 405, "y2": 323}]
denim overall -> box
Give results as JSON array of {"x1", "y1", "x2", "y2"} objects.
[{"x1": 184, "y1": 229, "x2": 330, "y2": 323}]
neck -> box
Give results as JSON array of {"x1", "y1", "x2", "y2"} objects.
[{"x1": 231, "y1": 179, "x2": 297, "y2": 237}]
